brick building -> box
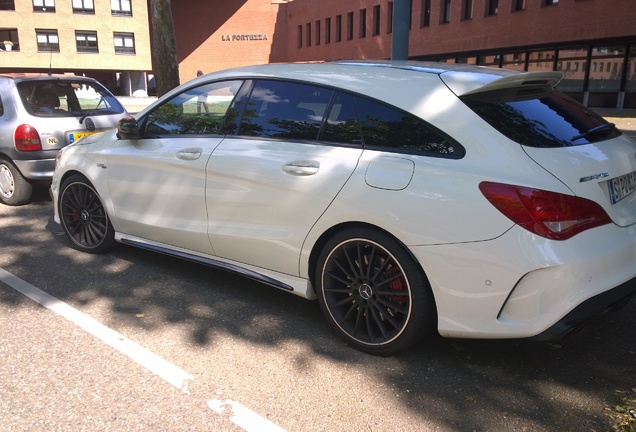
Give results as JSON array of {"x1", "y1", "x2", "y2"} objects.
[
  {"x1": 276, "y1": 0, "x2": 636, "y2": 109},
  {"x1": 2, "y1": 0, "x2": 634, "y2": 108}
]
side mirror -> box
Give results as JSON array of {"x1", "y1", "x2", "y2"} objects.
[{"x1": 116, "y1": 117, "x2": 140, "y2": 140}]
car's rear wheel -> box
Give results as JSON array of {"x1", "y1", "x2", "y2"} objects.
[
  {"x1": 59, "y1": 175, "x2": 116, "y2": 254},
  {"x1": 0, "y1": 158, "x2": 32, "y2": 206},
  {"x1": 315, "y1": 227, "x2": 436, "y2": 356}
]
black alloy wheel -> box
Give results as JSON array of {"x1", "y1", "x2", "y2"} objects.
[
  {"x1": 59, "y1": 175, "x2": 116, "y2": 254},
  {"x1": 315, "y1": 227, "x2": 436, "y2": 356}
]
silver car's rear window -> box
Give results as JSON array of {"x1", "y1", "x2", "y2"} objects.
[
  {"x1": 461, "y1": 91, "x2": 622, "y2": 148},
  {"x1": 17, "y1": 79, "x2": 124, "y2": 118}
]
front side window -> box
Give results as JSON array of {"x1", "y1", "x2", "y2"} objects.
[
  {"x1": 142, "y1": 81, "x2": 242, "y2": 136},
  {"x1": 462, "y1": 90, "x2": 621, "y2": 147},
  {"x1": 111, "y1": 0, "x2": 131, "y2": 16},
  {"x1": 36, "y1": 29, "x2": 59, "y2": 52},
  {"x1": 114, "y1": 32, "x2": 135, "y2": 54},
  {"x1": 76, "y1": 30, "x2": 98, "y2": 53},
  {"x1": 33, "y1": 0, "x2": 55, "y2": 12},
  {"x1": 17, "y1": 79, "x2": 124, "y2": 117},
  {"x1": 72, "y1": 0, "x2": 94, "y2": 13},
  {"x1": 237, "y1": 80, "x2": 331, "y2": 140}
]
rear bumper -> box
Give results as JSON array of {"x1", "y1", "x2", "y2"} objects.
[
  {"x1": 531, "y1": 275, "x2": 636, "y2": 340},
  {"x1": 13, "y1": 158, "x2": 55, "y2": 181}
]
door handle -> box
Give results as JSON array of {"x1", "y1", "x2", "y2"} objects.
[
  {"x1": 176, "y1": 147, "x2": 202, "y2": 160},
  {"x1": 282, "y1": 161, "x2": 320, "y2": 176}
]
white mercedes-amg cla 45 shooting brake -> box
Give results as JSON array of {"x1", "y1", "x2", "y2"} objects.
[{"x1": 51, "y1": 61, "x2": 636, "y2": 355}]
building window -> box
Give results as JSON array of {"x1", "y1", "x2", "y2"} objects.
[
  {"x1": 487, "y1": 0, "x2": 498, "y2": 15},
  {"x1": 347, "y1": 12, "x2": 354, "y2": 40},
  {"x1": 36, "y1": 29, "x2": 59, "y2": 52},
  {"x1": 114, "y1": 32, "x2": 135, "y2": 54},
  {"x1": 359, "y1": 9, "x2": 367, "y2": 38},
  {"x1": 513, "y1": 0, "x2": 525, "y2": 11},
  {"x1": 462, "y1": 0, "x2": 472, "y2": 19},
  {"x1": 111, "y1": 0, "x2": 132, "y2": 16},
  {"x1": 387, "y1": 2, "x2": 393, "y2": 34},
  {"x1": 76, "y1": 30, "x2": 98, "y2": 53},
  {"x1": 306, "y1": 22, "x2": 311, "y2": 47},
  {"x1": 372, "y1": 5, "x2": 381, "y2": 35},
  {"x1": 72, "y1": 0, "x2": 94, "y2": 13},
  {"x1": 422, "y1": 0, "x2": 431, "y2": 27},
  {"x1": 335, "y1": 15, "x2": 342, "y2": 42},
  {"x1": 315, "y1": 20, "x2": 321, "y2": 46},
  {"x1": 442, "y1": 0, "x2": 451, "y2": 23},
  {"x1": 544, "y1": 0, "x2": 558, "y2": 5},
  {"x1": 297, "y1": 25, "x2": 302, "y2": 48},
  {"x1": 0, "y1": 28, "x2": 18, "y2": 51},
  {"x1": 33, "y1": 0, "x2": 55, "y2": 12},
  {"x1": 0, "y1": 1, "x2": 15, "y2": 10},
  {"x1": 325, "y1": 17, "x2": 331, "y2": 44}
]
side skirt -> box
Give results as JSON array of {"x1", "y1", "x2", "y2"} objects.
[{"x1": 118, "y1": 236, "x2": 315, "y2": 298}]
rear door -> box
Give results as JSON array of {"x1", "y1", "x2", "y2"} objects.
[{"x1": 205, "y1": 80, "x2": 363, "y2": 276}]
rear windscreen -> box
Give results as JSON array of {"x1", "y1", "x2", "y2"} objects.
[
  {"x1": 17, "y1": 80, "x2": 125, "y2": 118},
  {"x1": 461, "y1": 90, "x2": 622, "y2": 148}
]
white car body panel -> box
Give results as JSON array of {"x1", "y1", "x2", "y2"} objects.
[
  {"x1": 50, "y1": 62, "x2": 636, "y2": 349},
  {"x1": 205, "y1": 137, "x2": 362, "y2": 276},
  {"x1": 105, "y1": 136, "x2": 220, "y2": 255},
  {"x1": 523, "y1": 136, "x2": 636, "y2": 226}
]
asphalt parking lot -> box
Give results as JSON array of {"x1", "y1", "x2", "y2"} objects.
[{"x1": 0, "y1": 187, "x2": 635, "y2": 431}]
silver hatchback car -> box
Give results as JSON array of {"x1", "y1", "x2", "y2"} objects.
[{"x1": 0, "y1": 73, "x2": 128, "y2": 205}]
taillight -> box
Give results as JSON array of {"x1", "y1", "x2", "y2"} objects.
[
  {"x1": 479, "y1": 181, "x2": 612, "y2": 241},
  {"x1": 14, "y1": 124, "x2": 42, "y2": 151}
]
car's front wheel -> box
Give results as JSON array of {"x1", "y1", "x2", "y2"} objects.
[
  {"x1": 315, "y1": 227, "x2": 437, "y2": 356},
  {"x1": 59, "y1": 175, "x2": 116, "y2": 254},
  {"x1": 0, "y1": 158, "x2": 32, "y2": 206}
]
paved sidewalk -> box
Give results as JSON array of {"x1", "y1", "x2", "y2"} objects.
[{"x1": 118, "y1": 96, "x2": 157, "y2": 115}]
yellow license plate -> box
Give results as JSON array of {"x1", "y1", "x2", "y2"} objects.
[{"x1": 69, "y1": 131, "x2": 98, "y2": 143}]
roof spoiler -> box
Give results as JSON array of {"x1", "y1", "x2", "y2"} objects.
[{"x1": 441, "y1": 70, "x2": 564, "y2": 98}]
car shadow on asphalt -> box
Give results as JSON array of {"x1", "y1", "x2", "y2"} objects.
[{"x1": 1, "y1": 200, "x2": 632, "y2": 432}]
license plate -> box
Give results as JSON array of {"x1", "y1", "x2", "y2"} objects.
[
  {"x1": 608, "y1": 171, "x2": 636, "y2": 204},
  {"x1": 69, "y1": 131, "x2": 98, "y2": 143}
]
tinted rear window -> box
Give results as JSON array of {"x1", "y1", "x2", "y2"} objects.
[{"x1": 461, "y1": 91, "x2": 621, "y2": 148}]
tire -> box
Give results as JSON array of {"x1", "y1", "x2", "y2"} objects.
[
  {"x1": 59, "y1": 175, "x2": 116, "y2": 254},
  {"x1": 0, "y1": 158, "x2": 33, "y2": 206},
  {"x1": 315, "y1": 227, "x2": 436, "y2": 356}
]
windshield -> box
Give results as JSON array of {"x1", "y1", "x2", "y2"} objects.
[
  {"x1": 461, "y1": 90, "x2": 621, "y2": 148},
  {"x1": 17, "y1": 79, "x2": 125, "y2": 118}
]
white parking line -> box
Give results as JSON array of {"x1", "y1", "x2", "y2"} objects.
[{"x1": 0, "y1": 267, "x2": 287, "y2": 432}]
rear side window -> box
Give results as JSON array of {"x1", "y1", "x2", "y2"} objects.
[
  {"x1": 462, "y1": 90, "x2": 621, "y2": 147},
  {"x1": 17, "y1": 80, "x2": 124, "y2": 117},
  {"x1": 239, "y1": 80, "x2": 331, "y2": 140},
  {"x1": 233, "y1": 79, "x2": 464, "y2": 158},
  {"x1": 354, "y1": 95, "x2": 465, "y2": 157}
]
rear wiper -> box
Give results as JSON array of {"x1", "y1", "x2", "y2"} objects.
[
  {"x1": 79, "y1": 110, "x2": 95, "y2": 124},
  {"x1": 571, "y1": 122, "x2": 616, "y2": 141}
]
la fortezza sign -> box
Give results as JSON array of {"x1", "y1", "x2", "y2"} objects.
[{"x1": 221, "y1": 34, "x2": 269, "y2": 42}]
